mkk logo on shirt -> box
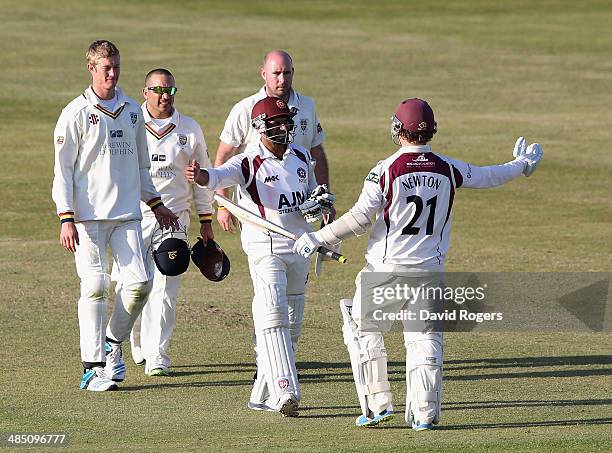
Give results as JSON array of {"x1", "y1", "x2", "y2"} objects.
[
  {"x1": 264, "y1": 175, "x2": 279, "y2": 183},
  {"x1": 110, "y1": 130, "x2": 123, "y2": 138},
  {"x1": 151, "y1": 154, "x2": 166, "y2": 162}
]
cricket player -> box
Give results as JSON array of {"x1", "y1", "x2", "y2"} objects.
[
  {"x1": 214, "y1": 50, "x2": 333, "y2": 233},
  {"x1": 52, "y1": 40, "x2": 178, "y2": 391},
  {"x1": 184, "y1": 96, "x2": 335, "y2": 417},
  {"x1": 293, "y1": 98, "x2": 543, "y2": 428},
  {"x1": 118, "y1": 68, "x2": 214, "y2": 377}
]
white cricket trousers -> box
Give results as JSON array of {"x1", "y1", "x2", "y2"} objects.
[
  {"x1": 129, "y1": 210, "x2": 190, "y2": 370},
  {"x1": 74, "y1": 220, "x2": 150, "y2": 364}
]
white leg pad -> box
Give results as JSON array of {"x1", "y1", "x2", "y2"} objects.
[
  {"x1": 404, "y1": 335, "x2": 443, "y2": 425},
  {"x1": 257, "y1": 327, "x2": 300, "y2": 407},
  {"x1": 287, "y1": 294, "x2": 305, "y2": 353},
  {"x1": 341, "y1": 299, "x2": 393, "y2": 417}
]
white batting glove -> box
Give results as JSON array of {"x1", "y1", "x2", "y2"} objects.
[
  {"x1": 293, "y1": 232, "x2": 321, "y2": 259},
  {"x1": 298, "y1": 199, "x2": 323, "y2": 223},
  {"x1": 513, "y1": 136, "x2": 543, "y2": 177},
  {"x1": 310, "y1": 184, "x2": 336, "y2": 215}
]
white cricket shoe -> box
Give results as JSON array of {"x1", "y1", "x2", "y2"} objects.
[
  {"x1": 104, "y1": 341, "x2": 126, "y2": 382},
  {"x1": 80, "y1": 367, "x2": 118, "y2": 392},
  {"x1": 277, "y1": 394, "x2": 299, "y2": 417}
]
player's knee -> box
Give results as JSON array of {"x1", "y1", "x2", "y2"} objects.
[
  {"x1": 253, "y1": 283, "x2": 289, "y2": 330},
  {"x1": 122, "y1": 280, "x2": 152, "y2": 313},
  {"x1": 80, "y1": 274, "x2": 110, "y2": 301}
]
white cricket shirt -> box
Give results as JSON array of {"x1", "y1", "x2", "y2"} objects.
[
  {"x1": 141, "y1": 104, "x2": 213, "y2": 221},
  {"x1": 219, "y1": 87, "x2": 325, "y2": 152},
  {"x1": 349, "y1": 145, "x2": 525, "y2": 268},
  {"x1": 52, "y1": 86, "x2": 160, "y2": 222},
  {"x1": 200, "y1": 142, "x2": 318, "y2": 255}
]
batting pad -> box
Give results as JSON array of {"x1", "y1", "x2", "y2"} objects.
[
  {"x1": 404, "y1": 337, "x2": 443, "y2": 425},
  {"x1": 257, "y1": 327, "x2": 300, "y2": 407},
  {"x1": 340, "y1": 299, "x2": 393, "y2": 417},
  {"x1": 288, "y1": 295, "x2": 305, "y2": 353}
]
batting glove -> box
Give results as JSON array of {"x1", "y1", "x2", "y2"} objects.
[
  {"x1": 293, "y1": 232, "x2": 322, "y2": 259},
  {"x1": 298, "y1": 199, "x2": 323, "y2": 223},
  {"x1": 310, "y1": 184, "x2": 336, "y2": 215},
  {"x1": 513, "y1": 136, "x2": 543, "y2": 177}
]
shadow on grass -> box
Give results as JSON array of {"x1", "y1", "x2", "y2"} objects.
[
  {"x1": 425, "y1": 417, "x2": 612, "y2": 430},
  {"x1": 130, "y1": 355, "x2": 609, "y2": 391}
]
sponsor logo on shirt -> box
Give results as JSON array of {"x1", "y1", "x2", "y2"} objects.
[
  {"x1": 278, "y1": 191, "x2": 306, "y2": 211},
  {"x1": 110, "y1": 130, "x2": 123, "y2": 138},
  {"x1": 317, "y1": 122, "x2": 323, "y2": 133},
  {"x1": 264, "y1": 175, "x2": 279, "y2": 183},
  {"x1": 407, "y1": 153, "x2": 435, "y2": 167},
  {"x1": 153, "y1": 165, "x2": 176, "y2": 179},
  {"x1": 55, "y1": 136, "x2": 64, "y2": 145}
]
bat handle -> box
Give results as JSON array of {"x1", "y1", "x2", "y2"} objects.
[{"x1": 317, "y1": 246, "x2": 347, "y2": 263}]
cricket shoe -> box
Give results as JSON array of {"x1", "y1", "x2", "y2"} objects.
[
  {"x1": 355, "y1": 409, "x2": 394, "y2": 427},
  {"x1": 247, "y1": 400, "x2": 276, "y2": 412},
  {"x1": 104, "y1": 341, "x2": 126, "y2": 382},
  {"x1": 277, "y1": 394, "x2": 299, "y2": 417},
  {"x1": 80, "y1": 367, "x2": 118, "y2": 392},
  {"x1": 412, "y1": 421, "x2": 434, "y2": 431},
  {"x1": 131, "y1": 345, "x2": 145, "y2": 366},
  {"x1": 146, "y1": 367, "x2": 170, "y2": 377}
]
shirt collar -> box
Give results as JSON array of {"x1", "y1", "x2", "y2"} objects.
[
  {"x1": 141, "y1": 102, "x2": 180, "y2": 127},
  {"x1": 258, "y1": 85, "x2": 297, "y2": 108},
  {"x1": 84, "y1": 86, "x2": 128, "y2": 107},
  {"x1": 399, "y1": 144, "x2": 432, "y2": 154},
  {"x1": 257, "y1": 140, "x2": 295, "y2": 160}
]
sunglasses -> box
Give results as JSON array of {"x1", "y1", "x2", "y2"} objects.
[{"x1": 147, "y1": 86, "x2": 178, "y2": 95}]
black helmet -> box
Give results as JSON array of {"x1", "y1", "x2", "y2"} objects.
[
  {"x1": 191, "y1": 238, "x2": 231, "y2": 282},
  {"x1": 151, "y1": 224, "x2": 191, "y2": 276}
]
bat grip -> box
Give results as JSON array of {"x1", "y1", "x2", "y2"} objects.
[{"x1": 317, "y1": 246, "x2": 347, "y2": 263}]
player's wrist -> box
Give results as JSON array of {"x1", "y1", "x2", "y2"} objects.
[
  {"x1": 147, "y1": 197, "x2": 165, "y2": 211},
  {"x1": 199, "y1": 213, "x2": 213, "y2": 224},
  {"x1": 59, "y1": 211, "x2": 75, "y2": 224}
]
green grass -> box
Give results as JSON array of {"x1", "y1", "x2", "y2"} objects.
[{"x1": 1, "y1": 0, "x2": 611, "y2": 451}]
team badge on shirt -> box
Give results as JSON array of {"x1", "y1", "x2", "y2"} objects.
[
  {"x1": 178, "y1": 134, "x2": 187, "y2": 146},
  {"x1": 89, "y1": 114, "x2": 99, "y2": 125},
  {"x1": 300, "y1": 118, "x2": 308, "y2": 132},
  {"x1": 297, "y1": 167, "x2": 306, "y2": 179},
  {"x1": 130, "y1": 112, "x2": 138, "y2": 124}
]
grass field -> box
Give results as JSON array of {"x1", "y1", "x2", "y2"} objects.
[{"x1": 1, "y1": 0, "x2": 611, "y2": 451}]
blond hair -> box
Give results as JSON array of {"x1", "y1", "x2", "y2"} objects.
[{"x1": 86, "y1": 40, "x2": 119, "y2": 65}]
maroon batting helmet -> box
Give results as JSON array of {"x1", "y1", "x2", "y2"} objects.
[
  {"x1": 391, "y1": 98, "x2": 437, "y2": 145},
  {"x1": 251, "y1": 96, "x2": 297, "y2": 145}
]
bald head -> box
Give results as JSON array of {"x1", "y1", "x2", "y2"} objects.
[
  {"x1": 262, "y1": 50, "x2": 293, "y2": 68},
  {"x1": 261, "y1": 50, "x2": 294, "y2": 101}
]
